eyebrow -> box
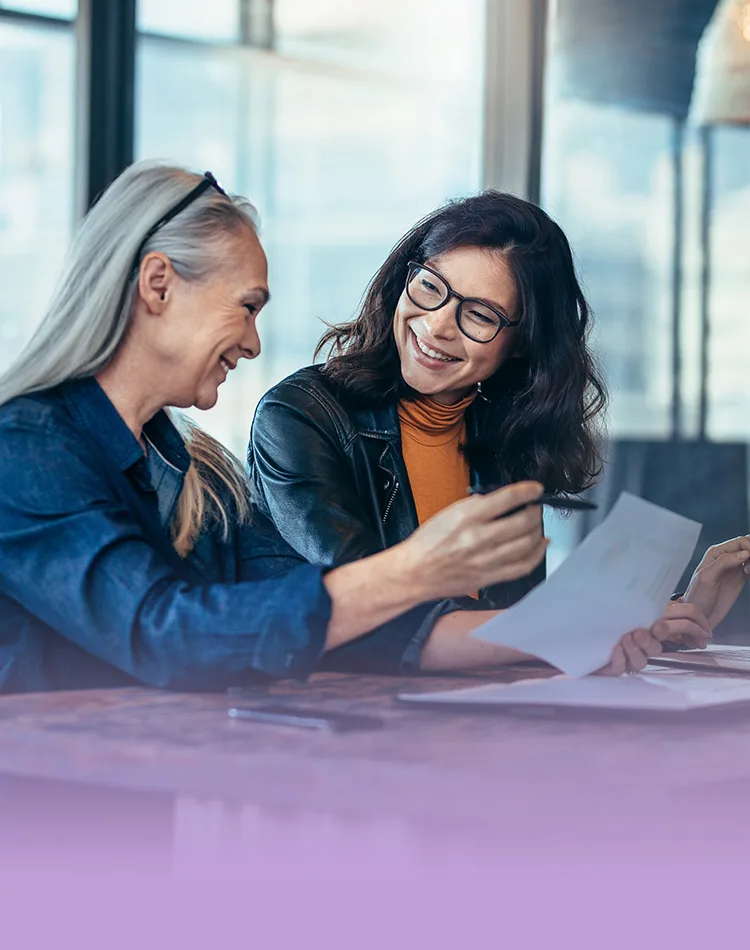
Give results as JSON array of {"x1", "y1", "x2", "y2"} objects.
[
  {"x1": 471, "y1": 294, "x2": 509, "y2": 316},
  {"x1": 424, "y1": 262, "x2": 509, "y2": 316}
]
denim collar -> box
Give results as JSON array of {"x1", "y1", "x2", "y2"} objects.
[{"x1": 60, "y1": 376, "x2": 191, "y2": 475}]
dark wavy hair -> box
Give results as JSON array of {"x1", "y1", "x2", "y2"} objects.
[{"x1": 316, "y1": 190, "x2": 607, "y2": 494}]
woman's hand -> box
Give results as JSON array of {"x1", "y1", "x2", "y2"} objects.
[
  {"x1": 397, "y1": 481, "x2": 548, "y2": 601},
  {"x1": 682, "y1": 536, "x2": 750, "y2": 629},
  {"x1": 598, "y1": 628, "x2": 662, "y2": 676},
  {"x1": 597, "y1": 602, "x2": 713, "y2": 675},
  {"x1": 324, "y1": 481, "x2": 547, "y2": 651}
]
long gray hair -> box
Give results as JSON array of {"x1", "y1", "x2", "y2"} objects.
[{"x1": 0, "y1": 160, "x2": 259, "y2": 555}]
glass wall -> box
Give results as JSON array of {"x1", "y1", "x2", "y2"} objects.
[
  {"x1": 135, "y1": 0, "x2": 485, "y2": 457},
  {"x1": 706, "y1": 124, "x2": 750, "y2": 440},
  {"x1": 540, "y1": 0, "x2": 750, "y2": 630},
  {"x1": 541, "y1": 0, "x2": 750, "y2": 444},
  {"x1": 0, "y1": 13, "x2": 76, "y2": 372},
  {"x1": 0, "y1": 0, "x2": 75, "y2": 17},
  {"x1": 137, "y1": 0, "x2": 240, "y2": 43}
]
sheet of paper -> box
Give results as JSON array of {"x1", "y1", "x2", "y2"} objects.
[
  {"x1": 400, "y1": 673, "x2": 750, "y2": 712},
  {"x1": 471, "y1": 492, "x2": 702, "y2": 677}
]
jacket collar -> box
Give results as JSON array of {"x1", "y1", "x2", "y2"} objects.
[
  {"x1": 60, "y1": 377, "x2": 191, "y2": 475},
  {"x1": 348, "y1": 394, "x2": 484, "y2": 442},
  {"x1": 347, "y1": 401, "x2": 400, "y2": 440}
]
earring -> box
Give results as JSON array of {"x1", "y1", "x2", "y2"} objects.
[{"x1": 477, "y1": 381, "x2": 490, "y2": 403}]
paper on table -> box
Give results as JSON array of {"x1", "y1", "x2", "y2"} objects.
[
  {"x1": 399, "y1": 672, "x2": 750, "y2": 712},
  {"x1": 471, "y1": 493, "x2": 702, "y2": 677}
]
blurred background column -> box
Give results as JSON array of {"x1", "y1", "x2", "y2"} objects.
[
  {"x1": 482, "y1": 0, "x2": 547, "y2": 200},
  {"x1": 77, "y1": 0, "x2": 136, "y2": 210}
]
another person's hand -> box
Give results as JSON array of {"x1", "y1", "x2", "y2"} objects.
[
  {"x1": 597, "y1": 602, "x2": 713, "y2": 675},
  {"x1": 682, "y1": 536, "x2": 750, "y2": 629},
  {"x1": 398, "y1": 481, "x2": 548, "y2": 601}
]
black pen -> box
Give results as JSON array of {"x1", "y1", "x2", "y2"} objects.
[{"x1": 468, "y1": 487, "x2": 598, "y2": 518}]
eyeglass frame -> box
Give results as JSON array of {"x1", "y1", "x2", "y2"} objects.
[
  {"x1": 129, "y1": 171, "x2": 228, "y2": 277},
  {"x1": 404, "y1": 260, "x2": 520, "y2": 343}
]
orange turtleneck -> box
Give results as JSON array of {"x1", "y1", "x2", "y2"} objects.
[{"x1": 397, "y1": 390, "x2": 477, "y2": 527}]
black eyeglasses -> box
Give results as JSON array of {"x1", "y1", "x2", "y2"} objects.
[
  {"x1": 405, "y1": 260, "x2": 520, "y2": 343},
  {"x1": 129, "y1": 171, "x2": 228, "y2": 275}
]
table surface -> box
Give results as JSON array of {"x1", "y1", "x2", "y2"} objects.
[{"x1": 1, "y1": 666, "x2": 750, "y2": 828}]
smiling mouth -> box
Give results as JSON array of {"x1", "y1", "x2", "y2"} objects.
[
  {"x1": 411, "y1": 328, "x2": 461, "y2": 363},
  {"x1": 219, "y1": 356, "x2": 236, "y2": 376}
]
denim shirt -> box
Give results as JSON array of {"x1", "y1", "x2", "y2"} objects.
[
  {"x1": 0, "y1": 378, "x2": 335, "y2": 694},
  {"x1": 143, "y1": 432, "x2": 185, "y2": 528}
]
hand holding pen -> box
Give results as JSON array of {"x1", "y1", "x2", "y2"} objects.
[
  {"x1": 396, "y1": 481, "x2": 552, "y2": 599},
  {"x1": 468, "y1": 485, "x2": 598, "y2": 519}
]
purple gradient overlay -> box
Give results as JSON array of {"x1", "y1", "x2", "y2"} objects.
[{"x1": 2, "y1": 763, "x2": 749, "y2": 950}]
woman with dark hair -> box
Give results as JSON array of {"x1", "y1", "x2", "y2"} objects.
[
  {"x1": 248, "y1": 190, "x2": 738, "y2": 654},
  {"x1": 249, "y1": 191, "x2": 605, "y2": 612}
]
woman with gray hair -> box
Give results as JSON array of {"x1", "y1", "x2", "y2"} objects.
[{"x1": 0, "y1": 161, "x2": 698, "y2": 692}]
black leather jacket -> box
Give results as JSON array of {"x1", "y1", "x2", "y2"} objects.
[{"x1": 249, "y1": 364, "x2": 545, "y2": 611}]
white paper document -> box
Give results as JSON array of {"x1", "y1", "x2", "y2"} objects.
[
  {"x1": 471, "y1": 493, "x2": 702, "y2": 677},
  {"x1": 399, "y1": 673, "x2": 750, "y2": 713}
]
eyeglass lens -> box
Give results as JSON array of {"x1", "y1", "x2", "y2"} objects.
[{"x1": 406, "y1": 265, "x2": 502, "y2": 343}]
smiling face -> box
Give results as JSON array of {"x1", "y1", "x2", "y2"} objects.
[
  {"x1": 139, "y1": 228, "x2": 270, "y2": 411},
  {"x1": 392, "y1": 245, "x2": 520, "y2": 405}
]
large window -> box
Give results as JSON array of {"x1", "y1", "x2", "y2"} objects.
[
  {"x1": 539, "y1": 0, "x2": 750, "y2": 632},
  {"x1": 541, "y1": 0, "x2": 750, "y2": 445},
  {"x1": 0, "y1": 12, "x2": 76, "y2": 372},
  {"x1": 542, "y1": 101, "x2": 677, "y2": 437},
  {"x1": 541, "y1": 6, "x2": 681, "y2": 439},
  {"x1": 705, "y1": 124, "x2": 750, "y2": 440},
  {"x1": 0, "y1": 0, "x2": 75, "y2": 17},
  {"x1": 137, "y1": 0, "x2": 240, "y2": 43},
  {"x1": 135, "y1": 0, "x2": 485, "y2": 456}
]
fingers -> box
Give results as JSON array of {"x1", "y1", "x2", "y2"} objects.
[
  {"x1": 413, "y1": 483, "x2": 549, "y2": 598},
  {"x1": 599, "y1": 643, "x2": 627, "y2": 676},
  {"x1": 632, "y1": 626, "x2": 663, "y2": 658},
  {"x1": 473, "y1": 536, "x2": 550, "y2": 588},
  {"x1": 664, "y1": 602, "x2": 712, "y2": 636},
  {"x1": 653, "y1": 603, "x2": 712, "y2": 649},
  {"x1": 468, "y1": 481, "x2": 544, "y2": 520},
  {"x1": 482, "y1": 507, "x2": 544, "y2": 549},
  {"x1": 620, "y1": 631, "x2": 649, "y2": 673},
  {"x1": 696, "y1": 536, "x2": 750, "y2": 571},
  {"x1": 444, "y1": 492, "x2": 546, "y2": 584},
  {"x1": 711, "y1": 536, "x2": 750, "y2": 556},
  {"x1": 694, "y1": 548, "x2": 750, "y2": 581},
  {"x1": 482, "y1": 529, "x2": 548, "y2": 567},
  {"x1": 599, "y1": 629, "x2": 661, "y2": 677},
  {"x1": 653, "y1": 621, "x2": 710, "y2": 649},
  {"x1": 442, "y1": 487, "x2": 544, "y2": 552}
]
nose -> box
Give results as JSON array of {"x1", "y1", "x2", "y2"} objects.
[
  {"x1": 240, "y1": 316, "x2": 261, "y2": 360},
  {"x1": 422, "y1": 297, "x2": 459, "y2": 341}
]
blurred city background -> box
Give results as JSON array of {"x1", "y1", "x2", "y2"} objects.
[{"x1": 1, "y1": 0, "x2": 748, "y2": 628}]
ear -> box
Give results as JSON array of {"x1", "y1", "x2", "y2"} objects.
[{"x1": 137, "y1": 252, "x2": 175, "y2": 315}]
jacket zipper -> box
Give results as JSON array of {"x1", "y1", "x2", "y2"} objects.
[{"x1": 381, "y1": 479, "x2": 399, "y2": 524}]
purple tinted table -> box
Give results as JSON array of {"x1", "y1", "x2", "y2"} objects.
[{"x1": 0, "y1": 668, "x2": 749, "y2": 828}]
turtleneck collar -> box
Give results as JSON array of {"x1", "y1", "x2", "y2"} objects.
[{"x1": 398, "y1": 389, "x2": 477, "y2": 445}]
